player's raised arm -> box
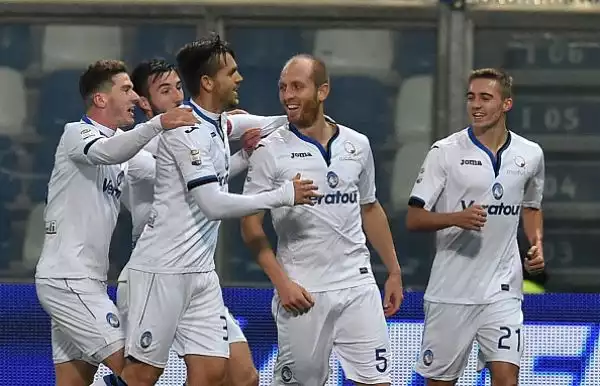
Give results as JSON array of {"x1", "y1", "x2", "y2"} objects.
[
  {"x1": 166, "y1": 128, "x2": 319, "y2": 220},
  {"x1": 227, "y1": 113, "x2": 287, "y2": 140},
  {"x1": 358, "y1": 141, "x2": 403, "y2": 316},
  {"x1": 522, "y1": 145, "x2": 545, "y2": 274},
  {"x1": 406, "y1": 145, "x2": 487, "y2": 232},
  {"x1": 65, "y1": 107, "x2": 198, "y2": 165},
  {"x1": 241, "y1": 144, "x2": 314, "y2": 316}
]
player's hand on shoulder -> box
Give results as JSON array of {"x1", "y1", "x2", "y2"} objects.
[
  {"x1": 383, "y1": 272, "x2": 404, "y2": 317},
  {"x1": 291, "y1": 173, "x2": 321, "y2": 205},
  {"x1": 241, "y1": 128, "x2": 262, "y2": 156},
  {"x1": 159, "y1": 106, "x2": 198, "y2": 130},
  {"x1": 277, "y1": 280, "x2": 315, "y2": 317},
  {"x1": 524, "y1": 241, "x2": 545, "y2": 274},
  {"x1": 453, "y1": 204, "x2": 487, "y2": 231}
]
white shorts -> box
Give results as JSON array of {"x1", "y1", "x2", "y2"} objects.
[
  {"x1": 226, "y1": 310, "x2": 247, "y2": 344},
  {"x1": 416, "y1": 298, "x2": 524, "y2": 381},
  {"x1": 116, "y1": 270, "x2": 245, "y2": 345},
  {"x1": 35, "y1": 278, "x2": 124, "y2": 366},
  {"x1": 272, "y1": 283, "x2": 391, "y2": 385},
  {"x1": 123, "y1": 269, "x2": 229, "y2": 368}
]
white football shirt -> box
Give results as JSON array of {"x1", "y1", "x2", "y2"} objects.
[
  {"x1": 127, "y1": 100, "x2": 232, "y2": 273},
  {"x1": 36, "y1": 117, "x2": 128, "y2": 280},
  {"x1": 122, "y1": 114, "x2": 286, "y2": 247},
  {"x1": 121, "y1": 136, "x2": 159, "y2": 246},
  {"x1": 243, "y1": 120, "x2": 378, "y2": 292},
  {"x1": 409, "y1": 127, "x2": 545, "y2": 304}
]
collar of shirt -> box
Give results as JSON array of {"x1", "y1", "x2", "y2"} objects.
[
  {"x1": 81, "y1": 116, "x2": 117, "y2": 138},
  {"x1": 184, "y1": 99, "x2": 224, "y2": 141}
]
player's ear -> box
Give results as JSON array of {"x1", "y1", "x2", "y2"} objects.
[
  {"x1": 502, "y1": 97, "x2": 513, "y2": 113},
  {"x1": 317, "y1": 82, "x2": 330, "y2": 103},
  {"x1": 200, "y1": 75, "x2": 214, "y2": 93},
  {"x1": 92, "y1": 92, "x2": 108, "y2": 109}
]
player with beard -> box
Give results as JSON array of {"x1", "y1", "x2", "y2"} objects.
[
  {"x1": 240, "y1": 54, "x2": 403, "y2": 386},
  {"x1": 116, "y1": 37, "x2": 319, "y2": 386},
  {"x1": 407, "y1": 68, "x2": 545, "y2": 385},
  {"x1": 115, "y1": 58, "x2": 285, "y2": 386}
]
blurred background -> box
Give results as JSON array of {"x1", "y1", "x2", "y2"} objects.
[{"x1": 0, "y1": 0, "x2": 598, "y2": 293}]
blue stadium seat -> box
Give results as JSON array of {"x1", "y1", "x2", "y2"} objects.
[
  {"x1": 0, "y1": 170, "x2": 22, "y2": 203},
  {"x1": 0, "y1": 136, "x2": 18, "y2": 172},
  {"x1": 37, "y1": 70, "x2": 83, "y2": 142},
  {"x1": 25, "y1": 177, "x2": 49, "y2": 204},
  {"x1": 132, "y1": 25, "x2": 197, "y2": 64},
  {"x1": 0, "y1": 24, "x2": 32, "y2": 70},
  {"x1": 327, "y1": 75, "x2": 395, "y2": 146},
  {"x1": 393, "y1": 29, "x2": 437, "y2": 77},
  {"x1": 237, "y1": 67, "x2": 283, "y2": 116},
  {"x1": 227, "y1": 27, "x2": 312, "y2": 69},
  {"x1": 28, "y1": 140, "x2": 57, "y2": 176}
]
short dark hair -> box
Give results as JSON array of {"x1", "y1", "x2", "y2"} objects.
[
  {"x1": 176, "y1": 33, "x2": 235, "y2": 97},
  {"x1": 131, "y1": 58, "x2": 178, "y2": 98},
  {"x1": 468, "y1": 68, "x2": 513, "y2": 99},
  {"x1": 79, "y1": 60, "x2": 128, "y2": 107}
]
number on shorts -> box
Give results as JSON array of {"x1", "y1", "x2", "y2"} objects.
[
  {"x1": 220, "y1": 315, "x2": 229, "y2": 342},
  {"x1": 498, "y1": 327, "x2": 521, "y2": 351},
  {"x1": 375, "y1": 348, "x2": 387, "y2": 373}
]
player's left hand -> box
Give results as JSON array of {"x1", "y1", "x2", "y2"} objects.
[
  {"x1": 383, "y1": 272, "x2": 404, "y2": 317},
  {"x1": 524, "y1": 242, "x2": 545, "y2": 275},
  {"x1": 241, "y1": 128, "x2": 262, "y2": 155}
]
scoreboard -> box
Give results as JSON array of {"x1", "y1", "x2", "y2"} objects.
[{"x1": 476, "y1": 28, "x2": 600, "y2": 282}]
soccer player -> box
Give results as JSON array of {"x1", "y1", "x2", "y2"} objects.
[
  {"x1": 118, "y1": 58, "x2": 281, "y2": 386},
  {"x1": 406, "y1": 68, "x2": 546, "y2": 385},
  {"x1": 240, "y1": 54, "x2": 404, "y2": 386},
  {"x1": 34, "y1": 59, "x2": 197, "y2": 386},
  {"x1": 118, "y1": 36, "x2": 318, "y2": 386}
]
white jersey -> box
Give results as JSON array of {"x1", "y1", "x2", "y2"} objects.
[
  {"x1": 122, "y1": 114, "x2": 286, "y2": 246},
  {"x1": 36, "y1": 117, "x2": 128, "y2": 280},
  {"x1": 409, "y1": 127, "x2": 545, "y2": 304},
  {"x1": 121, "y1": 136, "x2": 159, "y2": 245},
  {"x1": 243, "y1": 120, "x2": 377, "y2": 292},
  {"x1": 127, "y1": 100, "x2": 231, "y2": 273}
]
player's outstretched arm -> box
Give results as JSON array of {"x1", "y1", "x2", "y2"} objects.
[
  {"x1": 241, "y1": 212, "x2": 314, "y2": 316},
  {"x1": 189, "y1": 175, "x2": 316, "y2": 220},
  {"x1": 65, "y1": 107, "x2": 198, "y2": 165},
  {"x1": 167, "y1": 126, "x2": 319, "y2": 220},
  {"x1": 227, "y1": 113, "x2": 287, "y2": 140}
]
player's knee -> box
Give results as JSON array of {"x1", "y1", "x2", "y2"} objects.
[
  {"x1": 187, "y1": 361, "x2": 227, "y2": 386},
  {"x1": 54, "y1": 361, "x2": 97, "y2": 386},
  {"x1": 232, "y1": 368, "x2": 258, "y2": 386}
]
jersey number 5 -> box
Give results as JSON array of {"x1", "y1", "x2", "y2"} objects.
[
  {"x1": 375, "y1": 348, "x2": 388, "y2": 373},
  {"x1": 498, "y1": 326, "x2": 521, "y2": 352}
]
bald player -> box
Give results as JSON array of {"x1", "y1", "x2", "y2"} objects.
[{"x1": 241, "y1": 55, "x2": 404, "y2": 386}]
